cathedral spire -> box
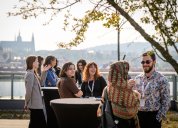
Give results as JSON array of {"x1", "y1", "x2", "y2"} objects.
[
  {"x1": 17, "y1": 31, "x2": 22, "y2": 42},
  {"x1": 14, "y1": 34, "x2": 16, "y2": 41},
  {"x1": 31, "y1": 33, "x2": 35, "y2": 51},
  {"x1": 31, "y1": 33, "x2": 34, "y2": 43}
]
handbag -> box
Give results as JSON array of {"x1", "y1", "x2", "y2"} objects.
[{"x1": 100, "y1": 87, "x2": 117, "y2": 128}]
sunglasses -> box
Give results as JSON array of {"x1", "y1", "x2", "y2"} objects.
[{"x1": 141, "y1": 60, "x2": 152, "y2": 64}]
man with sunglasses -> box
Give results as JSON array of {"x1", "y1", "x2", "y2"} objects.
[{"x1": 133, "y1": 51, "x2": 170, "y2": 128}]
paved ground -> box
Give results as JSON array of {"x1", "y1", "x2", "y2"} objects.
[{"x1": 0, "y1": 119, "x2": 29, "y2": 128}]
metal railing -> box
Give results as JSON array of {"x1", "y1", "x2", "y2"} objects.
[
  {"x1": 0, "y1": 71, "x2": 177, "y2": 100},
  {"x1": 0, "y1": 71, "x2": 25, "y2": 100},
  {"x1": 0, "y1": 71, "x2": 177, "y2": 110}
]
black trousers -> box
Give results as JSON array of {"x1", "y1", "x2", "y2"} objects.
[
  {"x1": 138, "y1": 111, "x2": 161, "y2": 128},
  {"x1": 114, "y1": 116, "x2": 135, "y2": 128},
  {"x1": 29, "y1": 109, "x2": 47, "y2": 128}
]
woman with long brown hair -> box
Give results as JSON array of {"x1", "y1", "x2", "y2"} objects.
[
  {"x1": 43, "y1": 55, "x2": 58, "y2": 87},
  {"x1": 75, "y1": 59, "x2": 87, "y2": 88},
  {"x1": 24, "y1": 56, "x2": 47, "y2": 128},
  {"x1": 58, "y1": 62, "x2": 83, "y2": 98},
  {"x1": 81, "y1": 62, "x2": 107, "y2": 98}
]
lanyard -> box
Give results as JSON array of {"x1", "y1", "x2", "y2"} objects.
[
  {"x1": 141, "y1": 82, "x2": 145, "y2": 98},
  {"x1": 88, "y1": 80, "x2": 95, "y2": 96},
  {"x1": 141, "y1": 81, "x2": 149, "y2": 98}
]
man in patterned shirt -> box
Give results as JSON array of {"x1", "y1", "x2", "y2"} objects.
[{"x1": 134, "y1": 51, "x2": 170, "y2": 128}]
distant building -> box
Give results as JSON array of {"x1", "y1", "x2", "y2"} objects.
[
  {"x1": 0, "y1": 32, "x2": 35, "y2": 64},
  {"x1": 0, "y1": 32, "x2": 35, "y2": 57}
]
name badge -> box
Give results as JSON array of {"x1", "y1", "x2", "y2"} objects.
[{"x1": 140, "y1": 98, "x2": 145, "y2": 107}]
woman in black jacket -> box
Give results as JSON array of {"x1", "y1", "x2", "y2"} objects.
[{"x1": 81, "y1": 62, "x2": 107, "y2": 98}]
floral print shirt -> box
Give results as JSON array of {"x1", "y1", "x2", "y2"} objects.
[{"x1": 135, "y1": 71, "x2": 170, "y2": 121}]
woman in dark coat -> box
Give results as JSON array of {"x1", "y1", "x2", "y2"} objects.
[{"x1": 81, "y1": 62, "x2": 107, "y2": 98}]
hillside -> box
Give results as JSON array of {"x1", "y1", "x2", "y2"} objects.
[{"x1": 85, "y1": 42, "x2": 152, "y2": 54}]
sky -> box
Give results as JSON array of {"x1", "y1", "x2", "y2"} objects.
[{"x1": 0, "y1": 0, "x2": 148, "y2": 51}]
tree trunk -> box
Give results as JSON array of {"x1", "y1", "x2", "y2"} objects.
[{"x1": 107, "y1": 0, "x2": 178, "y2": 74}]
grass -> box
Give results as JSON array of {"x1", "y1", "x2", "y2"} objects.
[
  {"x1": 0, "y1": 110, "x2": 178, "y2": 127},
  {"x1": 0, "y1": 110, "x2": 29, "y2": 119},
  {"x1": 162, "y1": 111, "x2": 178, "y2": 128}
]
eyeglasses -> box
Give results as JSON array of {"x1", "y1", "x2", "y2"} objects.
[{"x1": 141, "y1": 60, "x2": 152, "y2": 64}]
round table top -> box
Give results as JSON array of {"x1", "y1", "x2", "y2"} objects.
[
  {"x1": 50, "y1": 98, "x2": 101, "y2": 105},
  {"x1": 41, "y1": 87, "x2": 58, "y2": 90}
]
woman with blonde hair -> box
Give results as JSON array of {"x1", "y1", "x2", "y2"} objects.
[{"x1": 81, "y1": 62, "x2": 107, "y2": 98}]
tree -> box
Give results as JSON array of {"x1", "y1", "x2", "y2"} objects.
[{"x1": 8, "y1": 0, "x2": 178, "y2": 74}]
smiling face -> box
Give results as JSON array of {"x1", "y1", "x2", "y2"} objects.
[
  {"x1": 141, "y1": 55, "x2": 155, "y2": 73},
  {"x1": 89, "y1": 64, "x2": 96, "y2": 77},
  {"x1": 82, "y1": 62, "x2": 100, "y2": 82},
  {"x1": 65, "y1": 64, "x2": 75, "y2": 78},
  {"x1": 78, "y1": 62, "x2": 84, "y2": 71}
]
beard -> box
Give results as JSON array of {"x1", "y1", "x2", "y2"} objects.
[{"x1": 143, "y1": 64, "x2": 154, "y2": 73}]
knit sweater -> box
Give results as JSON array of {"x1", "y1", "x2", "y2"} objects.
[{"x1": 108, "y1": 61, "x2": 140, "y2": 119}]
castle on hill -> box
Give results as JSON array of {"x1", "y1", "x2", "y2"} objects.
[{"x1": 0, "y1": 32, "x2": 35, "y2": 62}]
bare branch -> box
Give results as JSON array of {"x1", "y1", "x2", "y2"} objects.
[
  {"x1": 167, "y1": 0, "x2": 178, "y2": 21},
  {"x1": 107, "y1": 0, "x2": 178, "y2": 73},
  {"x1": 171, "y1": 42, "x2": 178, "y2": 54},
  {"x1": 8, "y1": 0, "x2": 80, "y2": 18},
  {"x1": 144, "y1": 2, "x2": 169, "y2": 52},
  {"x1": 152, "y1": 46, "x2": 167, "y2": 62}
]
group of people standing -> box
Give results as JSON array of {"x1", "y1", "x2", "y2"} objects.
[
  {"x1": 97, "y1": 51, "x2": 170, "y2": 128},
  {"x1": 24, "y1": 55, "x2": 107, "y2": 128},
  {"x1": 58, "y1": 60, "x2": 107, "y2": 98},
  {"x1": 24, "y1": 50, "x2": 170, "y2": 128}
]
